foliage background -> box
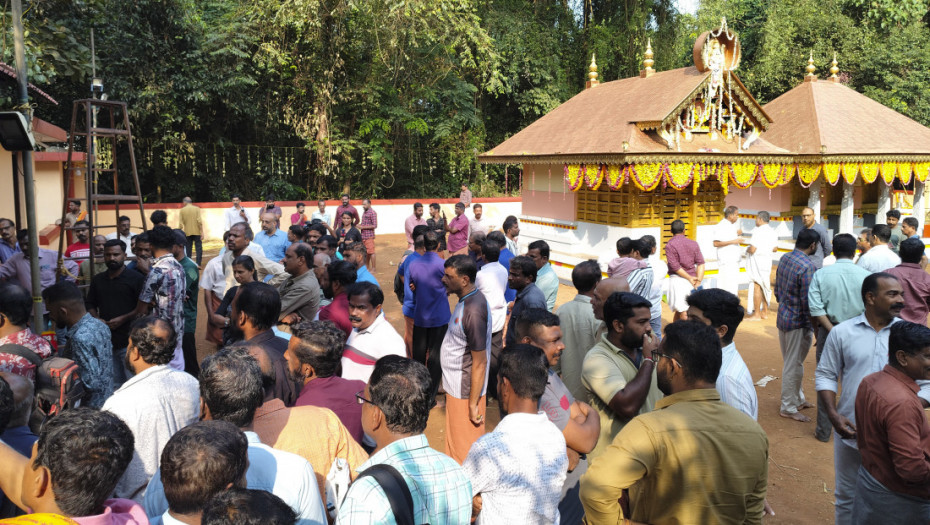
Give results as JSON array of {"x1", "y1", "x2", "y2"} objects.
[{"x1": 1, "y1": 0, "x2": 929, "y2": 201}]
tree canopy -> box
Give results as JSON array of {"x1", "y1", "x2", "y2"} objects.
[{"x1": 2, "y1": 0, "x2": 929, "y2": 201}]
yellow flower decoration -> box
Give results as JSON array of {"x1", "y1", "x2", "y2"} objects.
[
  {"x1": 760, "y1": 164, "x2": 781, "y2": 189},
  {"x1": 912, "y1": 162, "x2": 930, "y2": 183},
  {"x1": 730, "y1": 163, "x2": 756, "y2": 189},
  {"x1": 822, "y1": 163, "x2": 840, "y2": 185},
  {"x1": 878, "y1": 162, "x2": 897, "y2": 184},
  {"x1": 839, "y1": 163, "x2": 859, "y2": 185},
  {"x1": 718, "y1": 164, "x2": 731, "y2": 195},
  {"x1": 666, "y1": 163, "x2": 694, "y2": 190},
  {"x1": 898, "y1": 163, "x2": 913, "y2": 185},
  {"x1": 565, "y1": 164, "x2": 584, "y2": 191},
  {"x1": 780, "y1": 164, "x2": 797, "y2": 184},
  {"x1": 586, "y1": 164, "x2": 606, "y2": 190},
  {"x1": 606, "y1": 165, "x2": 625, "y2": 189},
  {"x1": 856, "y1": 163, "x2": 877, "y2": 185},
  {"x1": 798, "y1": 163, "x2": 821, "y2": 185},
  {"x1": 632, "y1": 163, "x2": 663, "y2": 191}
]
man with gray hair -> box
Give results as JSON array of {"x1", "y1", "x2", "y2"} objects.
[
  {"x1": 746, "y1": 211, "x2": 778, "y2": 320},
  {"x1": 712, "y1": 205, "x2": 744, "y2": 296}
]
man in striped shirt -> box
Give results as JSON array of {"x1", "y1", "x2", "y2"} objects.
[
  {"x1": 440, "y1": 255, "x2": 493, "y2": 464},
  {"x1": 627, "y1": 239, "x2": 659, "y2": 338}
]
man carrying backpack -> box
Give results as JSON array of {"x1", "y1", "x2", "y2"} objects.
[{"x1": 337, "y1": 356, "x2": 472, "y2": 524}]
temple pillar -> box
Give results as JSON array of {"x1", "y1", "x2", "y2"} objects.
[
  {"x1": 807, "y1": 179, "x2": 822, "y2": 219},
  {"x1": 877, "y1": 183, "x2": 891, "y2": 219},
  {"x1": 839, "y1": 180, "x2": 854, "y2": 234},
  {"x1": 914, "y1": 180, "x2": 925, "y2": 229}
]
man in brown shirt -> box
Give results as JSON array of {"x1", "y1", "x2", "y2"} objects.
[
  {"x1": 885, "y1": 238, "x2": 930, "y2": 325},
  {"x1": 853, "y1": 321, "x2": 930, "y2": 523},
  {"x1": 178, "y1": 197, "x2": 204, "y2": 266}
]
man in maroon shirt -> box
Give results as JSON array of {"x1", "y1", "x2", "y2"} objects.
[
  {"x1": 664, "y1": 219, "x2": 705, "y2": 321},
  {"x1": 853, "y1": 321, "x2": 930, "y2": 522},
  {"x1": 446, "y1": 202, "x2": 471, "y2": 256},
  {"x1": 285, "y1": 320, "x2": 366, "y2": 446},
  {"x1": 318, "y1": 260, "x2": 357, "y2": 340},
  {"x1": 885, "y1": 238, "x2": 930, "y2": 325},
  {"x1": 334, "y1": 194, "x2": 360, "y2": 229}
]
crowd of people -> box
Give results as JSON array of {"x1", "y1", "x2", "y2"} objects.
[{"x1": 0, "y1": 191, "x2": 927, "y2": 524}]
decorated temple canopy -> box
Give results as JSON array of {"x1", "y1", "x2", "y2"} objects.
[{"x1": 479, "y1": 19, "x2": 930, "y2": 193}]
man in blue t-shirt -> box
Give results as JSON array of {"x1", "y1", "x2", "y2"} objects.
[
  {"x1": 397, "y1": 225, "x2": 430, "y2": 357},
  {"x1": 407, "y1": 231, "x2": 451, "y2": 394}
]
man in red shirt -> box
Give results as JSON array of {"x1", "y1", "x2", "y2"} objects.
[
  {"x1": 446, "y1": 202, "x2": 471, "y2": 256},
  {"x1": 885, "y1": 238, "x2": 930, "y2": 324},
  {"x1": 65, "y1": 220, "x2": 91, "y2": 260},
  {"x1": 334, "y1": 194, "x2": 359, "y2": 229},
  {"x1": 318, "y1": 260, "x2": 357, "y2": 340},
  {"x1": 853, "y1": 321, "x2": 930, "y2": 522}
]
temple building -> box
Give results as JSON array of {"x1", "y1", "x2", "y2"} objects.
[{"x1": 479, "y1": 20, "x2": 930, "y2": 282}]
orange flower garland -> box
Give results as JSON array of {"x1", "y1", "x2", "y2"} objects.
[
  {"x1": 606, "y1": 165, "x2": 625, "y2": 189},
  {"x1": 759, "y1": 164, "x2": 781, "y2": 188},
  {"x1": 585, "y1": 164, "x2": 606, "y2": 190}
]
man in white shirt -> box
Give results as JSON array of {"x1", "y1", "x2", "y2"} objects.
[
  {"x1": 103, "y1": 317, "x2": 200, "y2": 504},
  {"x1": 746, "y1": 211, "x2": 779, "y2": 320},
  {"x1": 469, "y1": 203, "x2": 493, "y2": 235},
  {"x1": 475, "y1": 239, "x2": 508, "y2": 397},
  {"x1": 712, "y1": 205, "x2": 744, "y2": 297},
  {"x1": 342, "y1": 282, "x2": 405, "y2": 383},
  {"x1": 144, "y1": 348, "x2": 327, "y2": 525},
  {"x1": 311, "y1": 199, "x2": 332, "y2": 230},
  {"x1": 463, "y1": 344, "x2": 567, "y2": 524},
  {"x1": 857, "y1": 224, "x2": 901, "y2": 273},
  {"x1": 105, "y1": 215, "x2": 136, "y2": 255},
  {"x1": 222, "y1": 223, "x2": 286, "y2": 294},
  {"x1": 154, "y1": 420, "x2": 248, "y2": 525},
  {"x1": 224, "y1": 194, "x2": 252, "y2": 231},
  {"x1": 503, "y1": 215, "x2": 520, "y2": 255}
]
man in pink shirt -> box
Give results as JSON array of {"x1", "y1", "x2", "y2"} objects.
[
  {"x1": 446, "y1": 202, "x2": 471, "y2": 256},
  {"x1": 885, "y1": 237, "x2": 930, "y2": 324},
  {"x1": 404, "y1": 202, "x2": 428, "y2": 251},
  {"x1": 0, "y1": 408, "x2": 149, "y2": 524}
]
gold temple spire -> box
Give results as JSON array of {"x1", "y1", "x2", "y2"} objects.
[
  {"x1": 829, "y1": 52, "x2": 839, "y2": 81},
  {"x1": 641, "y1": 39, "x2": 655, "y2": 78},
  {"x1": 806, "y1": 51, "x2": 817, "y2": 77},
  {"x1": 586, "y1": 54, "x2": 599, "y2": 89}
]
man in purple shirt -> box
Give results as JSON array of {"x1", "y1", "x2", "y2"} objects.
[
  {"x1": 334, "y1": 193, "x2": 360, "y2": 229},
  {"x1": 286, "y1": 320, "x2": 366, "y2": 445},
  {"x1": 0, "y1": 229, "x2": 77, "y2": 312},
  {"x1": 446, "y1": 202, "x2": 471, "y2": 256},
  {"x1": 0, "y1": 218, "x2": 19, "y2": 264},
  {"x1": 664, "y1": 220, "x2": 705, "y2": 322},
  {"x1": 885, "y1": 237, "x2": 930, "y2": 325},
  {"x1": 407, "y1": 231, "x2": 451, "y2": 394}
]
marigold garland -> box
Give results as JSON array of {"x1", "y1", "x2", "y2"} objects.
[
  {"x1": 607, "y1": 164, "x2": 630, "y2": 190},
  {"x1": 717, "y1": 164, "x2": 731, "y2": 195},
  {"x1": 564, "y1": 164, "x2": 584, "y2": 191},
  {"x1": 631, "y1": 163, "x2": 663, "y2": 191},
  {"x1": 798, "y1": 163, "x2": 821, "y2": 185},
  {"x1": 850, "y1": 163, "x2": 873, "y2": 185},
  {"x1": 585, "y1": 164, "x2": 605, "y2": 190},
  {"x1": 913, "y1": 162, "x2": 930, "y2": 183},
  {"x1": 730, "y1": 163, "x2": 756, "y2": 189},
  {"x1": 874, "y1": 162, "x2": 893, "y2": 184},
  {"x1": 897, "y1": 163, "x2": 913, "y2": 185},
  {"x1": 759, "y1": 164, "x2": 781, "y2": 188},
  {"x1": 665, "y1": 163, "x2": 694, "y2": 190},
  {"x1": 822, "y1": 163, "x2": 840, "y2": 185}
]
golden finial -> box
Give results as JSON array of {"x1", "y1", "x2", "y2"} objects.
[
  {"x1": 641, "y1": 39, "x2": 655, "y2": 78},
  {"x1": 806, "y1": 51, "x2": 817, "y2": 77},
  {"x1": 830, "y1": 52, "x2": 839, "y2": 79},
  {"x1": 586, "y1": 54, "x2": 599, "y2": 89}
]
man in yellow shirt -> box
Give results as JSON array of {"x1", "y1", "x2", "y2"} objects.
[
  {"x1": 178, "y1": 196, "x2": 203, "y2": 266},
  {"x1": 580, "y1": 320, "x2": 769, "y2": 525}
]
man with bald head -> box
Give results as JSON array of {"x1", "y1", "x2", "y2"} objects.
[
  {"x1": 800, "y1": 207, "x2": 832, "y2": 269},
  {"x1": 313, "y1": 252, "x2": 332, "y2": 308},
  {"x1": 278, "y1": 243, "x2": 321, "y2": 325},
  {"x1": 78, "y1": 234, "x2": 108, "y2": 286},
  {"x1": 256, "y1": 211, "x2": 291, "y2": 263},
  {"x1": 591, "y1": 276, "x2": 630, "y2": 322},
  {"x1": 102, "y1": 316, "x2": 200, "y2": 503}
]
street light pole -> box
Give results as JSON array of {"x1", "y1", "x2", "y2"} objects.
[{"x1": 11, "y1": 0, "x2": 46, "y2": 332}]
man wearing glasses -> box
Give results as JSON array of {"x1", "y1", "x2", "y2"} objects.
[
  {"x1": 580, "y1": 321, "x2": 769, "y2": 524},
  {"x1": 340, "y1": 356, "x2": 472, "y2": 523}
]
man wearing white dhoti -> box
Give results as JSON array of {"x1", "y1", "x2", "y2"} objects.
[
  {"x1": 746, "y1": 212, "x2": 778, "y2": 320},
  {"x1": 712, "y1": 206, "x2": 744, "y2": 297}
]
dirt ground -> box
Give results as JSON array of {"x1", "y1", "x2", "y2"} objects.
[{"x1": 193, "y1": 234, "x2": 834, "y2": 525}]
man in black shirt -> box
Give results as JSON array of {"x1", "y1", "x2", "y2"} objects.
[{"x1": 86, "y1": 239, "x2": 144, "y2": 388}]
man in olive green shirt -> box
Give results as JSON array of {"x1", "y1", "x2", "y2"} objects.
[
  {"x1": 178, "y1": 196, "x2": 204, "y2": 266},
  {"x1": 581, "y1": 291, "x2": 662, "y2": 460},
  {"x1": 580, "y1": 321, "x2": 768, "y2": 525}
]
